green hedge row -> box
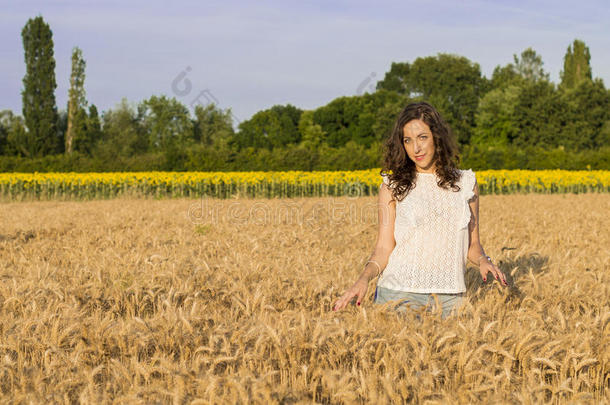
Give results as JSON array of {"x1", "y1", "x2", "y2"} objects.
[{"x1": 0, "y1": 143, "x2": 608, "y2": 172}]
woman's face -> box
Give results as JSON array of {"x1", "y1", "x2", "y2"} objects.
[{"x1": 403, "y1": 119, "x2": 437, "y2": 173}]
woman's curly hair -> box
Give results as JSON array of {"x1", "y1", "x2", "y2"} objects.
[{"x1": 381, "y1": 101, "x2": 461, "y2": 202}]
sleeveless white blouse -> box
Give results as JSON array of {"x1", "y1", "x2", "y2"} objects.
[{"x1": 377, "y1": 169, "x2": 476, "y2": 293}]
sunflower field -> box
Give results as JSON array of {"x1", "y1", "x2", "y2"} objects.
[{"x1": 0, "y1": 169, "x2": 608, "y2": 200}]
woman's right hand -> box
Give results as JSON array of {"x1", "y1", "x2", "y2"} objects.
[{"x1": 332, "y1": 277, "x2": 369, "y2": 311}]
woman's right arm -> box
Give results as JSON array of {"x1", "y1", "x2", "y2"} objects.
[
  {"x1": 332, "y1": 182, "x2": 396, "y2": 311},
  {"x1": 359, "y1": 182, "x2": 397, "y2": 282}
]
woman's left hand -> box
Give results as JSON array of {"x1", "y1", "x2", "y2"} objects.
[{"x1": 479, "y1": 259, "x2": 509, "y2": 286}]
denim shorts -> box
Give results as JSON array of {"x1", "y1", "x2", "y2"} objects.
[{"x1": 373, "y1": 285, "x2": 465, "y2": 319}]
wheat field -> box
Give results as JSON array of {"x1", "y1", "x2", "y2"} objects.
[{"x1": 0, "y1": 193, "x2": 608, "y2": 403}]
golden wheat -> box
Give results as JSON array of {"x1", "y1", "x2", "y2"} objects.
[{"x1": 0, "y1": 193, "x2": 608, "y2": 403}]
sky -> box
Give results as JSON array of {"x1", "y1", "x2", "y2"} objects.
[{"x1": 1, "y1": 0, "x2": 609, "y2": 128}]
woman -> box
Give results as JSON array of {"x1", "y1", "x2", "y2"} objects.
[{"x1": 332, "y1": 102, "x2": 509, "y2": 319}]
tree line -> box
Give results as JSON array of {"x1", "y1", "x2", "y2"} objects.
[{"x1": 1, "y1": 15, "x2": 608, "y2": 172}]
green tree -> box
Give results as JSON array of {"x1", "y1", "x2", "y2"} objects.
[
  {"x1": 599, "y1": 120, "x2": 610, "y2": 150},
  {"x1": 235, "y1": 110, "x2": 281, "y2": 150},
  {"x1": 489, "y1": 64, "x2": 522, "y2": 90},
  {"x1": 512, "y1": 80, "x2": 561, "y2": 148},
  {"x1": 298, "y1": 110, "x2": 326, "y2": 148},
  {"x1": 473, "y1": 85, "x2": 522, "y2": 146},
  {"x1": 20, "y1": 15, "x2": 59, "y2": 157},
  {"x1": 560, "y1": 39, "x2": 592, "y2": 89},
  {"x1": 316, "y1": 141, "x2": 376, "y2": 170},
  {"x1": 369, "y1": 90, "x2": 411, "y2": 142},
  {"x1": 193, "y1": 103, "x2": 235, "y2": 147},
  {"x1": 56, "y1": 109, "x2": 67, "y2": 152},
  {"x1": 559, "y1": 78, "x2": 609, "y2": 149},
  {"x1": 85, "y1": 104, "x2": 102, "y2": 153},
  {"x1": 312, "y1": 96, "x2": 366, "y2": 147},
  {"x1": 139, "y1": 95, "x2": 194, "y2": 170},
  {"x1": 375, "y1": 62, "x2": 411, "y2": 94},
  {"x1": 0, "y1": 111, "x2": 9, "y2": 155},
  {"x1": 481, "y1": 49, "x2": 556, "y2": 150},
  {"x1": 94, "y1": 98, "x2": 148, "y2": 158},
  {"x1": 270, "y1": 104, "x2": 302, "y2": 145},
  {"x1": 377, "y1": 53, "x2": 486, "y2": 144},
  {"x1": 0, "y1": 110, "x2": 26, "y2": 156},
  {"x1": 66, "y1": 46, "x2": 88, "y2": 154},
  {"x1": 234, "y1": 104, "x2": 302, "y2": 150},
  {"x1": 513, "y1": 47, "x2": 549, "y2": 82},
  {"x1": 489, "y1": 48, "x2": 549, "y2": 91},
  {"x1": 306, "y1": 90, "x2": 406, "y2": 149},
  {"x1": 140, "y1": 95, "x2": 194, "y2": 151}
]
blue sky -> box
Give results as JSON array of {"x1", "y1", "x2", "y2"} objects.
[{"x1": 1, "y1": 0, "x2": 609, "y2": 128}]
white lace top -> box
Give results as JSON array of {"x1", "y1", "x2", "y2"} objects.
[{"x1": 376, "y1": 169, "x2": 476, "y2": 294}]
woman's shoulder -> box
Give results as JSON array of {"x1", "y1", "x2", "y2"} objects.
[
  {"x1": 457, "y1": 168, "x2": 476, "y2": 183},
  {"x1": 380, "y1": 172, "x2": 393, "y2": 187},
  {"x1": 458, "y1": 168, "x2": 477, "y2": 200}
]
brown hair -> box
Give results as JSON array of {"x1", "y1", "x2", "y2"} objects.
[{"x1": 381, "y1": 101, "x2": 461, "y2": 202}]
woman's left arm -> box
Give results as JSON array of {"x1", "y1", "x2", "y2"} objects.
[{"x1": 466, "y1": 181, "x2": 509, "y2": 286}]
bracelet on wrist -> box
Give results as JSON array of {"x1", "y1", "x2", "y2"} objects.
[
  {"x1": 365, "y1": 260, "x2": 381, "y2": 277},
  {"x1": 478, "y1": 254, "x2": 491, "y2": 265}
]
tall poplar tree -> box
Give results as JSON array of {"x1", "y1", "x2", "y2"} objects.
[
  {"x1": 560, "y1": 39, "x2": 592, "y2": 89},
  {"x1": 21, "y1": 15, "x2": 59, "y2": 157},
  {"x1": 66, "y1": 46, "x2": 87, "y2": 154}
]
